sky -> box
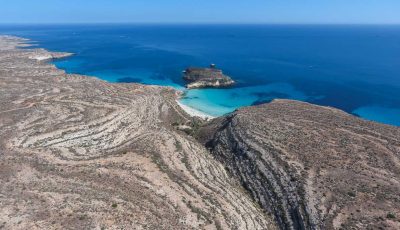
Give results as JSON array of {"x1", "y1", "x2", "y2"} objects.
[{"x1": 0, "y1": 0, "x2": 399, "y2": 24}]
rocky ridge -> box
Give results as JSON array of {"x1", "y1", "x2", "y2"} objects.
[{"x1": 198, "y1": 100, "x2": 400, "y2": 229}]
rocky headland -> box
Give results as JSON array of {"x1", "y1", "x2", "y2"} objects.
[
  {"x1": 198, "y1": 100, "x2": 400, "y2": 230},
  {"x1": 1, "y1": 35, "x2": 399, "y2": 230},
  {"x1": 183, "y1": 65, "x2": 235, "y2": 89}
]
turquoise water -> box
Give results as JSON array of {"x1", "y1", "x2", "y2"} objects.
[
  {"x1": 353, "y1": 106, "x2": 400, "y2": 126},
  {"x1": 180, "y1": 83, "x2": 308, "y2": 116},
  {"x1": 1, "y1": 24, "x2": 400, "y2": 126}
]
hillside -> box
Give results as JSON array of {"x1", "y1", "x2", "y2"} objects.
[
  {"x1": 0, "y1": 36, "x2": 274, "y2": 229},
  {"x1": 198, "y1": 99, "x2": 400, "y2": 229}
]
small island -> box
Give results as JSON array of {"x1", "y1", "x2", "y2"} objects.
[{"x1": 183, "y1": 64, "x2": 235, "y2": 89}]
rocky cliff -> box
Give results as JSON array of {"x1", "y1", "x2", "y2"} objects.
[{"x1": 198, "y1": 100, "x2": 400, "y2": 229}]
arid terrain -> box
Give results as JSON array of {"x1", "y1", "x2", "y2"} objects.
[
  {"x1": 0, "y1": 35, "x2": 399, "y2": 230},
  {"x1": 0, "y1": 36, "x2": 275, "y2": 230},
  {"x1": 198, "y1": 100, "x2": 400, "y2": 229}
]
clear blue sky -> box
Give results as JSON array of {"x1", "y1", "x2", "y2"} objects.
[{"x1": 1, "y1": 0, "x2": 399, "y2": 24}]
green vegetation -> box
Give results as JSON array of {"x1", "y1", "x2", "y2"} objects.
[
  {"x1": 347, "y1": 191, "x2": 356, "y2": 197},
  {"x1": 186, "y1": 200, "x2": 212, "y2": 224},
  {"x1": 386, "y1": 212, "x2": 396, "y2": 219},
  {"x1": 174, "y1": 140, "x2": 182, "y2": 151},
  {"x1": 215, "y1": 219, "x2": 223, "y2": 230},
  {"x1": 190, "y1": 118, "x2": 201, "y2": 136}
]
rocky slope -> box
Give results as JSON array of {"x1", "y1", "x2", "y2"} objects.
[
  {"x1": 198, "y1": 100, "x2": 400, "y2": 229},
  {"x1": 0, "y1": 36, "x2": 275, "y2": 229}
]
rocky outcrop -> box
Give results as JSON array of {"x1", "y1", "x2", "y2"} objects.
[
  {"x1": 0, "y1": 36, "x2": 275, "y2": 229},
  {"x1": 198, "y1": 100, "x2": 400, "y2": 230},
  {"x1": 183, "y1": 65, "x2": 235, "y2": 89},
  {"x1": 28, "y1": 48, "x2": 72, "y2": 61}
]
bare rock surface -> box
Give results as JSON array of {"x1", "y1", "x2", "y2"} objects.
[
  {"x1": 198, "y1": 100, "x2": 400, "y2": 229},
  {"x1": 0, "y1": 36, "x2": 275, "y2": 230}
]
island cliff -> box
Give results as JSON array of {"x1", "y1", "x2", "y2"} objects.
[
  {"x1": 183, "y1": 65, "x2": 235, "y2": 89},
  {"x1": 1, "y1": 35, "x2": 399, "y2": 230}
]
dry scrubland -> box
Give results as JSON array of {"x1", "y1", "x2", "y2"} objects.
[
  {"x1": 0, "y1": 36, "x2": 399, "y2": 229},
  {"x1": 0, "y1": 36, "x2": 274, "y2": 230},
  {"x1": 198, "y1": 100, "x2": 400, "y2": 229}
]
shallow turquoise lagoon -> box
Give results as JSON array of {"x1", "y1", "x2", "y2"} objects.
[{"x1": 180, "y1": 83, "x2": 308, "y2": 117}]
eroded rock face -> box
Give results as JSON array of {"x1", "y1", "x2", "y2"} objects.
[
  {"x1": 0, "y1": 36, "x2": 275, "y2": 230},
  {"x1": 198, "y1": 100, "x2": 400, "y2": 230}
]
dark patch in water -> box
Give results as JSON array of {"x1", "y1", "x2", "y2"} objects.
[
  {"x1": 252, "y1": 92, "x2": 289, "y2": 99},
  {"x1": 251, "y1": 92, "x2": 290, "y2": 106},
  {"x1": 351, "y1": 112, "x2": 361, "y2": 118},
  {"x1": 291, "y1": 79, "x2": 375, "y2": 113},
  {"x1": 252, "y1": 99, "x2": 273, "y2": 106},
  {"x1": 183, "y1": 96, "x2": 199, "y2": 100}
]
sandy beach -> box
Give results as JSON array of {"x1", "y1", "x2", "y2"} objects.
[{"x1": 176, "y1": 100, "x2": 215, "y2": 120}]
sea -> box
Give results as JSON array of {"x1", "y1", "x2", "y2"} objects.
[{"x1": 1, "y1": 24, "x2": 400, "y2": 126}]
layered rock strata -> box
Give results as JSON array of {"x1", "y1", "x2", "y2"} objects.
[
  {"x1": 198, "y1": 100, "x2": 400, "y2": 229},
  {"x1": 0, "y1": 36, "x2": 275, "y2": 230}
]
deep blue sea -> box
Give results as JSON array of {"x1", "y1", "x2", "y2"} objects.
[{"x1": 1, "y1": 24, "x2": 400, "y2": 126}]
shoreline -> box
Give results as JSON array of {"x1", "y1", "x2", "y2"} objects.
[
  {"x1": 2, "y1": 35, "x2": 400, "y2": 229},
  {"x1": 176, "y1": 100, "x2": 215, "y2": 120},
  {"x1": 4, "y1": 35, "x2": 213, "y2": 120},
  {"x1": 0, "y1": 35, "x2": 275, "y2": 229},
  {"x1": 15, "y1": 35, "x2": 215, "y2": 120}
]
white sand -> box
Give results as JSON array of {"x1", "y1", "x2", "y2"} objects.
[
  {"x1": 29, "y1": 55, "x2": 52, "y2": 61},
  {"x1": 176, "y1": 101, "x2": 215, "y2": 120}
]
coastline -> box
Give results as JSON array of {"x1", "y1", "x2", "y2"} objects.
[
  {"x1": 10, "y1": 35, "x2": 214, "y2": 120},
  {"x1": 176, "y1": 100, "x2": 215, "y2": 120},
  {"x1": 2, "y1": 35, "x2": 400, "y2": 229},
  {"x1": 0, "y1": 35, "x2": 274, "y2": 229}
]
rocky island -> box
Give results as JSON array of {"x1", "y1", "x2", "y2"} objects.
[
  {"x1": 1, "y1": 35, "x2": 399, "y2": 230},
  {"x1": 183, "y1": 64, "x2": 235, "y2": 89}
]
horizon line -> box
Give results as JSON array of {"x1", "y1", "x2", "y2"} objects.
[{"x1": 1, "y1": 22, "x2": 400, "y2": 26}]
